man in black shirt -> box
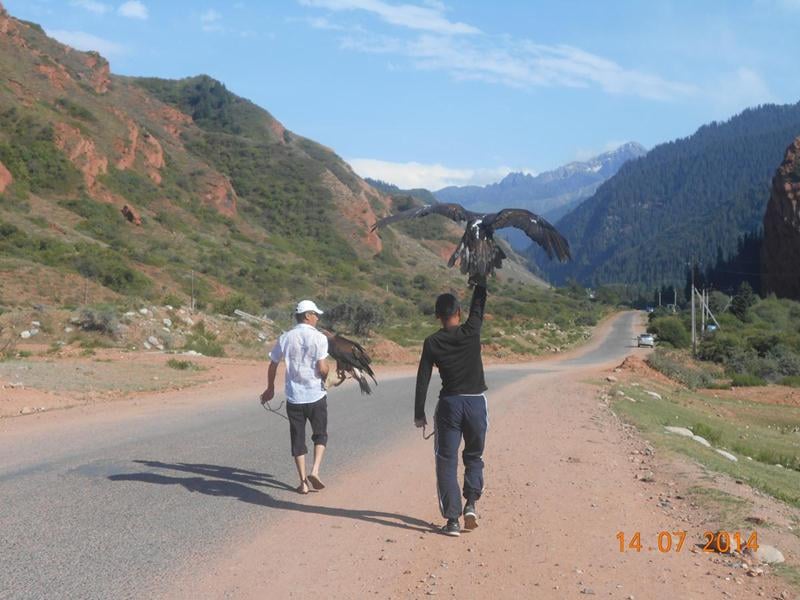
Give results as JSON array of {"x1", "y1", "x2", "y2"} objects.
[{"x1": 415, "y1": 276, "x2": 488, "y2": 537}]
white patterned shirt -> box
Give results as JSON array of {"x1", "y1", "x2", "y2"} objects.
[{"x1": 269, "y1": 324, "x2": 329, "y2": 404}]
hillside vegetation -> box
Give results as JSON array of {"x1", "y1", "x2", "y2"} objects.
[
  {"x1": 645, "y1": 288, "x2": 800, "y2": 387},
  {"x1": 0, "y1": 6, "x2": 606, "y2": 357},
  {"x1": 535, "y1": 103, "x2": 800, "y2": 290}
]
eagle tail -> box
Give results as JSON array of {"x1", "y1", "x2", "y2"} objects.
[{"x1": 353, "y1": 370, "x2": 372, "y2": 395}]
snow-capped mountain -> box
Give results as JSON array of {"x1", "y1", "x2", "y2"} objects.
[{"x1": 435, "y1": 142, "x2": 647, "y2": 227}]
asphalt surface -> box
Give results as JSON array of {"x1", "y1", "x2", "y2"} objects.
[{"x1": 0, "y1": 311, "x2": 640, "y2": 600}]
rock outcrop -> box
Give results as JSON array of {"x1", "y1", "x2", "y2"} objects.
[
  {"x1": 53, "y1": 122, "x2": 108, "y2": 190},
  {"x1": 0, "y1": 160, "x2": 12, "y2": 193},
  {"x1": 762, "y1": 137, "x2": 800, "y2": 300},
  {"x1": 81, "y1": 52, "x2": 110, "y2": 94},
  {"x1": 121, "y1": 204, "x2": 141, "y2": 225},
  {"x1": 203, "y1": 174, "x2": 237, "y2": 217}
]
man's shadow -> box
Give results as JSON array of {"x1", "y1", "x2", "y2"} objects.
[{"x1": 108, "y1": 460, "x2": 433, "y2": 533}]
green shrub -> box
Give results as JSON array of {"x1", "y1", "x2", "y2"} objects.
[
  {"x1": 98, "y1": 167, "x2": 160, "y2": 206},
  {"x1": 646, "y1": 349, "x2": 715, "y2": 389},
  {"x1": 325, "y1": 297, "x2": 385, "y2": 336},
  {"x1": 162, "y1": 294, "x2": 183, "y2": 308},
  {"x1": 0, "y1": 108, "x2": 82, "y2": 194},
  {"x1": 77, "y1": 306, "x2": 120, "y2": 336},
  {"x1": 692, "y1": 422, "x2": 722, "y2": 445},
  {"x1": 55, "y1": 97, "x2": 97, "y2": 122},
  {"x1": 574, "y1": 314, "x2": 597, "y2": 326},
  {"x1": 166, "y1": 358, "x2": 201, "y2": 371},
  {"x1": 213, "y1": 293, "x2": 259, "y2": 316},
  {"x1": 731, "y1": 373, "x2": 766, "y2": 387},
  {"x1": 183, "y1": 321, "x2": 225, "y2": 357},
  {"x1": 779, "y1": 375, "x2": 800, "y2": 388},
  {"x1": 72, "y1": 245, "x2": 151, "y2": 295},
  {"x1": 648, "y1": 316, "x2": 690, "y2": 348}
]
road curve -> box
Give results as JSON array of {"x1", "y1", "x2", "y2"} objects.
[{"x1": 0, "y1": 311, "x2": 640, "y2": 599}]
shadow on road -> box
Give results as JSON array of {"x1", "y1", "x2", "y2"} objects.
[{"x1": 108, "y1": 460, "x2": 433, "y2": 533}]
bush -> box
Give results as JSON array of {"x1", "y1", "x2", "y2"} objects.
[
  {"x1": 77, "y1": 307, "x2": 120, "y2": 336},
  {"x1": 166, "y1": 358, "x2": 201, "y2": 371},
  {"x1": 692, "y1": 422, "x2": 722, "y2": 445},
  {"x1": 183, "y1": 321, "x2": 225, "y2": 357},
  {"x1": 325, "y1": 297, "x2": 385, "y2": 336},
  {"x1": 731, "y1": 373, "x2": 766, "y2": 387},
  {"x1": 730, "y1": 281, "x2": 756, "y2": 321},
  {"x1": 646, "y1": 349, "x2": 716, "y2": 389},
  {"x1": 214, "y1": 293, "x2": 259, "y2": 316},
  {"x1": 162, "y1": 294, "x2": 183, "y2": 308},
  {"x1": 779, "y1": 375, "x2": 800, "y2": 387},
  {"x1": 648, "y1": 316, "x2": 690, "y2": 348}
]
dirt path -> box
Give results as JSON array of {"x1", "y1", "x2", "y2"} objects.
[{"x1": 167, "y1": 364, "x2": 794, "y2": 599}]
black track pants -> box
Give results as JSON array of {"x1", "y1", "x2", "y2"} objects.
[{"x1": 434, "y1": 393, "x2": 488, "y2": 519}]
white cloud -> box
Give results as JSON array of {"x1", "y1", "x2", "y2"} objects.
[
  {"x1": 46, "y1": 28, "x2": 126, "y2": 56},
  {"x1": 201, "y1": 8, "x2": 222, "y2": 23},
  {"x1": 348, "y1": 158, "x2": 525, "y2": 190},
  {"x1": 71, "y1": 0, "x2": 111, "y2": 14},
  {"x1": 200, "y1": 8, "x2": 223, "y2": 31},
  {"x1": 302, "y1": 2, "x2": 695, "y2": 101},
  {"x1": 118, "y1": 1, "x2": 148, "y2": 19},
  {"x1": 299, "y1": 0, "x2": 479, "y2": 35},
  {"x1": 308, "y1": 16, "x2": 345, "y2": 30},
  {"x1": 707, "y1": 67, "x2": 774, "y2": 116},
  {"x1": 341, "y1": 31, "x2": 696, "y2": 101}
]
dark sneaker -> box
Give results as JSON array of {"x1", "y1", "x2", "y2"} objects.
[
  {"x1": 463, "y1": 502, "x2": 478, "y2": 530},
  {"x1": 440, "y1": 518, "x2": 461, "y2": 537}
]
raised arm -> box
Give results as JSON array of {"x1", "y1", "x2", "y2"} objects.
[{"x1": 462, "y1": 278, "x2": 487, "y2": 334}]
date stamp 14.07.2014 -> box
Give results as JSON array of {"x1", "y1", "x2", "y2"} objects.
[{"x1": 617, "y1": 531, "x2": 758, "y2": 554}]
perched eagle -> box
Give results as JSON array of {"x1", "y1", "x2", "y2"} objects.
[
  {"x1": 320, "y1": 329, "x2": 377, "y2": 395},
  {"x1": 371, "y1": 203, "x2": 571, "y2": 281}
]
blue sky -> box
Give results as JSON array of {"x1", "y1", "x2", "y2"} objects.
[{"x1": 6, "y1": 0, "x2": 800, "y2": 189}]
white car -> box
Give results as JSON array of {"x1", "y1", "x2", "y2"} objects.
[{"x1": 637, "y1": 334, "x2": 655, "y2": 348}]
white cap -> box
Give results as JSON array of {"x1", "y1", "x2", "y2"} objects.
[{"x1": 295, "y1": 299, "x2": 324, "y2": 315}]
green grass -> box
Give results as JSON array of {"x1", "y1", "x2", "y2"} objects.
[
  {"x1": 612, "y1": 381, "x2": 800, "y2": 506},
  {"x1": 646, "y1": 349, "x2": 719, "y2": 389},
  {"x1": 731, "y1": 373, "x2": 767, "y2": 387},
  {"x1": 166, "y1": 358, "x2": 202, "y2": 371},
  {"x1": 780, "y1": 375, "x2": 800, "y2": 388}
]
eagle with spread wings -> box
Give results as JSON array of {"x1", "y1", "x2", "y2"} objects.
[
  {"x1": 320, "y1": 329, "x2": 377, "y2": 395},
  {"x1": 371, "y1": 203, "x2": 571, "y2": 282}
]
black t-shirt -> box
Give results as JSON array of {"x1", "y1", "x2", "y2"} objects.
[{"x1": 414, "y1": 284, "x2": 487, "y2": 421}]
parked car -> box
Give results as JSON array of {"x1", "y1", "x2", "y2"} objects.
[{"x1": 637, "y1": 333, "x2": 655, "y2": 348}]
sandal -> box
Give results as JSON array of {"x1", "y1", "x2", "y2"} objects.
[
  {"x1": 306, "y1": 474, "x2": 325, "y2": 490},
  {"x1": 296, "y1": 481, "x2": 309, "y2": 494}
]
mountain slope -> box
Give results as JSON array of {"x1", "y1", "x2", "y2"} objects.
[
  {"x1": 534, "y1": 103, "x2": 800, "y2": 290},
  {"x1": 1, "y1": 3, "x2": 590, "y2": 345},
  {"x1": 434, "y1": 142, "x2": 646, "y2": 225},
  {"x1": 0, "y1": 4, "x2": 441, "y2": 314}
]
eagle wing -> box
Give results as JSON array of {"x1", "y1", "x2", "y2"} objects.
[
  {"x1": 371, "y1": 203, "x2": 480, "y2": 231},
  {"x1": 482, "y1": 208, "x2": 571, "y2": 262}
]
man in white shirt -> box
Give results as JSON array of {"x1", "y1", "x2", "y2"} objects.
[{"x1": 261, "y1": 300, "x2": 330, "y2": 494}]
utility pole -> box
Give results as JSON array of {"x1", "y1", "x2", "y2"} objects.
[
  {"x1": 701, "y1": 288, "x2": 706, "y2": 335},
  {"x1": 190, "y1": 270, "x2": 195, "y2": 313},
  {"x1": 690, "y1": 261, "x2": 696, "y2": 356},
  {"x1": 658, "y1": 290, "x2": 662, "y2": 307}
]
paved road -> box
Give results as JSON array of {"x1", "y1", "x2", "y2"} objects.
[{"x1": 0, "y1": 311, "x2": 640, "y2": 600}]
